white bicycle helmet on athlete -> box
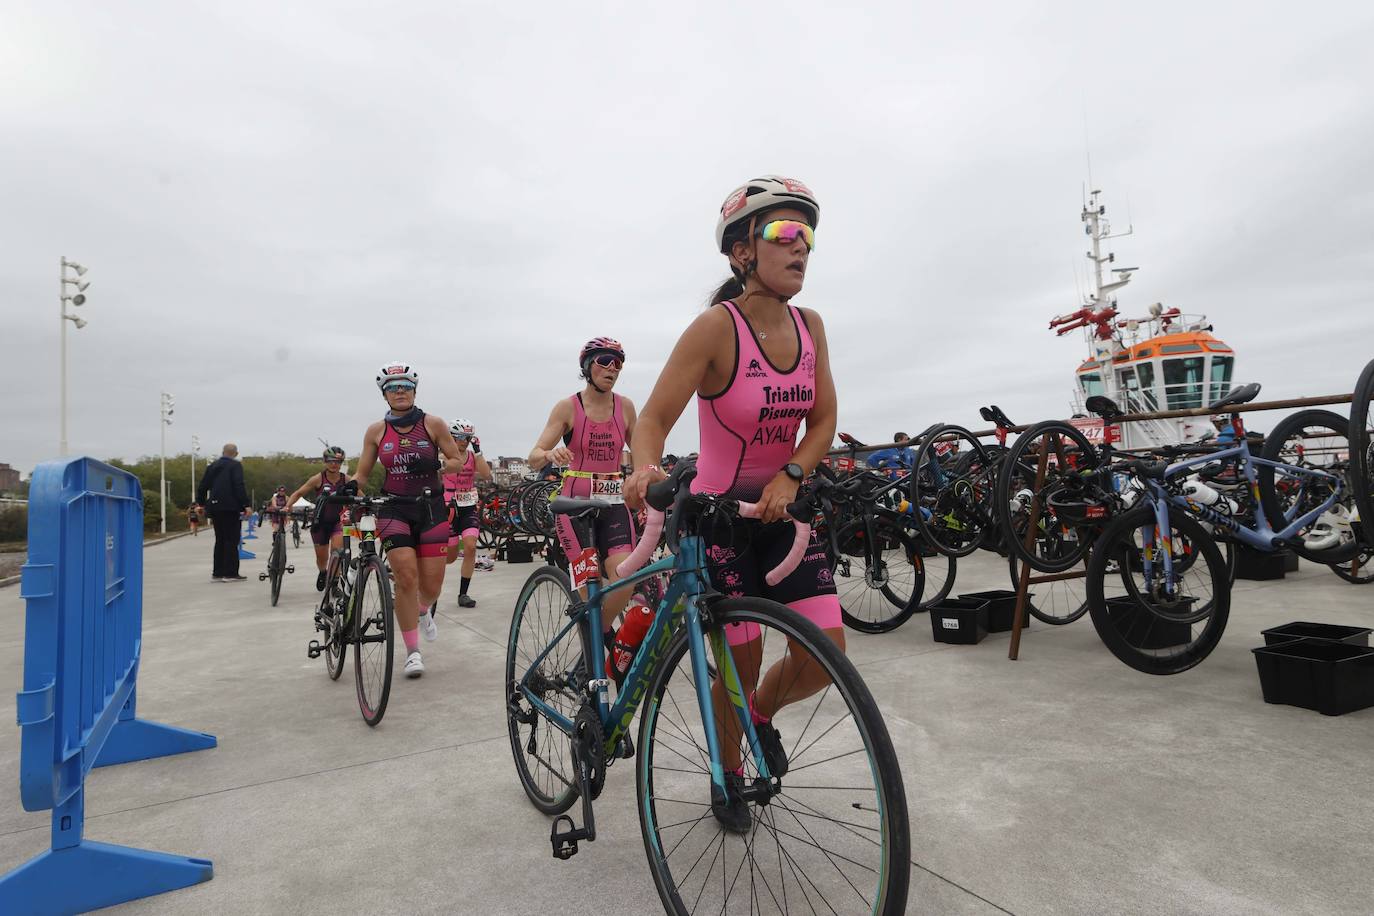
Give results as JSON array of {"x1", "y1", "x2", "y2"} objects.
[
  {"x1": 450, "y1": 418, "x2": 476, "y2": 439},
  {"x1": 715, "y1": 175, "x2": 820, "y2": 253},
  {"x1": 376, "y1": 361, "x2": 418, "y2": 390}
]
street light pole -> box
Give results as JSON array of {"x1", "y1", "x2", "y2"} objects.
[
  {"x1": 160, "y1": 392, "x2": 174, "y2": 534},
  {"x1": 59, "y1": 257, "x2": 91, "y2": 456},
  {"x1": 191, "y1": 434, "x2": 200, "y2": 504}
]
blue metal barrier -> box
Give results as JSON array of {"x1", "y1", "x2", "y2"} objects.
[
  {"x1": 244, "y1": 513, "x2": 257, "y2": 540},
  {"x1": 0, "y1": 458, "x2": 217, "y2": 914}
]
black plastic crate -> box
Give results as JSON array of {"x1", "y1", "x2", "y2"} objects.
[
  {"x1": 1282, "y1": 550, "x2": 1300, "y2": 573},
  {"x1": 958, "y1": 590, "x2": 1031, "y2": 633},
  {"x1": 1235, "y1": 544, "x2": 1286, "y2": 581},
  {"x1": 1103, "y1": 596, "x2": 1193, "y2": 649},
  {"x1": 1261, "y1": 621, "x2": 1372, "y2": 647},
  {"x1": 930, "y1": 597, "x2": 989, "y2": 645},
  {"x1": 1252, "y1": 638, "x2": 1374, "y2": 716},
  {"x1": 505, "y1": 542, "x2": 535, "y2": 564}
]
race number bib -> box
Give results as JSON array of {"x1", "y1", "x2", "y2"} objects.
[
  {"x1": 592, "y1": 476, "x2": 624, "y2": 503},
  {"x1": 455, "y1": 488, "x2": 478, "y2": 507},
  {"x1": 571, "y1": 547, "x2": 600, "y2": 591}
]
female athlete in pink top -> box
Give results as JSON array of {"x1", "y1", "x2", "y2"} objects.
[
  {"x1": 441, "y1": 418, "x2": 492, "y2": 608},
  {"x1": 529, "y1": 338, "x2": 640, "y2": 626},
  {"x1": 626, "y1": 177, "x2": 840, "y2": 827}
]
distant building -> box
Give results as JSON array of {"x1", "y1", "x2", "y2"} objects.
[{"x1": 0, "y1": 463, "x2": 20, "y2": 494}]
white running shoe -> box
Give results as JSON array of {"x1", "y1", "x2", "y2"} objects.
[
  {"x1": 404, "y1": 651, "x2": 425, "y2": 678},
  {"x1": 421, "y1": 605, "x2": 439, "y2": 642}
]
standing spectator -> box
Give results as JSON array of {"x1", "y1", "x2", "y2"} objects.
[
  {"x1": 196, "y1": 442, "x2": 251, "y2": 581},
  {"x1": 866, "y1": 432, "x2": 917, "y2": 474},
  {"x1": 187, "y1": 502, "x2": 202, "y2": 536}
]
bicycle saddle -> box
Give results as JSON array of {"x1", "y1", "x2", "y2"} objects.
[
  {"x1": 838, "y1": 432, "x2": 866, "y2": 449},
  {"x1": 1207, "y1": 382, "x2": 1261, "y2": 412},
  {"x1": 550, "y1": 497, "x2": 613, "y2": 517},
  {"x1": 1084, "y1": 395, "x2": 1123, "y2": 420},
  {"x1": 980, "y1": 404, "x2": 1015, "y2": 428}
]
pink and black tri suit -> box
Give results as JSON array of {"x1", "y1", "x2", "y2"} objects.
[
  {"x1": 376, "y1": 413, "x2": 449, "y2": 558},
  {"x1": 310, "y1": 469, "x2": 348, "y2": 546},
  {"x1": 555, "y1": 392, "x2": 638, "y2": 561},
  {"x1": 693, "y1": 301, "x2": 839, "y2": 642},
  {"x1": 443, "y1": 451, "x2": 482, "y2": 546}
]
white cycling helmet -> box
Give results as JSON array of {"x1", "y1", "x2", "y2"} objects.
[
  {"x1": 450, "y1": 418, "x2": 475, "y2": 438},
  {"x1": 715, "y1": 176, "x2": 820, "y2": 253},
  {"x1": 376, "y1": 361, "x2": 418, "y2": 390}
]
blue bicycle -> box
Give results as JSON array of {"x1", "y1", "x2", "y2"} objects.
[
  {"x1": 1084, "y1": 384, "x2": 1359, "y2": 674},
  {"x1": 504, "y1": 464, "x2": 910, "y2": 914}
]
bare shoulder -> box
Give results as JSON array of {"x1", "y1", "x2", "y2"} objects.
[
  {"x1": 797, "y1": 306, "x2": 827, "y2": 335},
  {"x1": 363, "y1": 420, "x2": 385, "y2": 443},
  {"x1": 424, "y1": 414, "x2": 448, "y2": 437}
]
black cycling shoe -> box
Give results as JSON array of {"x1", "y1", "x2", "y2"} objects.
[
  {"x1": 457, "y1": 594, "x2": 476, "y2": 608},
  {"x1": 710, "y1": 773, "x2": 752, "y2": 834},
  {"x1": 316, "y1": 571, "x2": 327, "y2": 592},
  {"x1": 754, "y1": 720, "x2": 789, "y2": 779}
]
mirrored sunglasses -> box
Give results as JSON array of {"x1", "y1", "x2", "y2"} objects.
[
  {"x1": 755, "y1": 219, "x2": 815, "y2": 250},
  {"x1": 591, "y1": 354, "x2": 622, "y2": 370}
]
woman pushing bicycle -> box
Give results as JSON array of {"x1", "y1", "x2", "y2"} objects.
[
  {"x1": 626, "y1": 175, "x2": 842, "y2": 830},
  {"x1": 286, "y1": 445, "x2": 351, "y2": 592},
  {"x1": 348, "y1": 362, "x2": 467, "y2": 679}
]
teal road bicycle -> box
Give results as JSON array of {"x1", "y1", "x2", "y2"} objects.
[{"x1": 505, "y1": 464, "x2": 910, "y2": 915}]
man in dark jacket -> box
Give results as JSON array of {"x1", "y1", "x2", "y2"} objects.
[{"x1": 196, "y1": 442, "x2": 252, "y2": 581}]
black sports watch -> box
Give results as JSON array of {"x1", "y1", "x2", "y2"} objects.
[{"x1": 783, "y1": 462, "x2": 804, "y2": 482}]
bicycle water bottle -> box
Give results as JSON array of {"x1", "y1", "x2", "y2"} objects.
[
  {"x1": 1182, "y1": 480, "x2": 1222, "y2": 507},
  {"x1": 606, "y1": 602, "x2": 655, "y2": 685}
]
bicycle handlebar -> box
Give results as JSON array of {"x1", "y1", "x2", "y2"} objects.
[
  {"x1": 325, "y1": 489, "x2": 434, "y2": 508},
  {"x1": 619, "y1": 464, "x2": 813, "y2": 586}
]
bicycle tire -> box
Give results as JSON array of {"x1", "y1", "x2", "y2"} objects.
[
  {"x1": 270, "y1": 533, "x2": 284, "y2": 607},
  {"x1": 1086, "y1": 506, "x2": 1231, "y2": 675},
  {"x1": 996, "y1": 420, "x2": 1100, "y2": 574},
  {"x1": 1257, "y1": 408, "x2": 1363, "y2": 563},
  {"x1": 506, "y1": 565, "x2": 581, "y2": 815},
  {"x1": 353, "y1": 553, "x2": 395, "y2": 726},
  {"x1": 636, "y1": 596, "x2": 910, "y2": 915},
  {"x1": 910, "y1": 424, "x2": 994, "y2": 558},
  {"x1": 1329, "y1": 545, "x2": 1374, "y2": 584},
  {"x1": 833, "y1": 514, "x2": 923, "y2": 633},
  {"x1": 322, "y1": 552, "x2": 348, "y2": 680},
  {"x1": 1007, "y1": 554, "x2": 1088, "y2": 625},
  {"x1": 1351, "y1": 358, "x2": 1374, "y2": 549}
]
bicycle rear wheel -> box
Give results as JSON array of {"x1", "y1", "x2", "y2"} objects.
[
  {"x1": 1258, "y1": 409, "x2": 1362, "y2": 563},
  {"x1": 637, "y1": 597, "x2": 910, "y2": 915},
  {"x1": 910, "y1": 424, "x2": 994, "y2": 558},
  {"x1": 1086, "y1": 506, "x2": 1231, "y2": 675},
  {"x1": 352, "y1": 553, "x2": 395, "y2": 726},
  {"x1": 833, "y1": 514, "x2": 923, "y2": 633},
  {"x1": 1351, "y1": 358, "x2": 1374, "y2": 548},
  {"x1": 1329, "y1": 545, "x2": 1374, "y2": 584},
  {"x1": 506, "y1": 566, "x2": 581, "y2": 815}
]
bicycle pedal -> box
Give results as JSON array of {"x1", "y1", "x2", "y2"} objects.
[
  {"x1": 287, "y1": 566, "x2": 295, "y2": 574},
  {"x1": 307, "y1": 641, "x2": 322, "y2": 659},
  {"x1": 258, "y1": 573, "x2": 267, "y2": 581},
  {"x1": 550, "y1": 815, "x2": 581, "y2": 860}
]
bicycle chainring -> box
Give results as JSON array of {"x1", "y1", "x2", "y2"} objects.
[{"x1": 574, "y1": 702, "x2": 608, "y2": 800}]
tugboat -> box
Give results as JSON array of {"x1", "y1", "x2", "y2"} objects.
[{"x1": 1049, "y1": 189, "x2": 1240, "y2": 449}]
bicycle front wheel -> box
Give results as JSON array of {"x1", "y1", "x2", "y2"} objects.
[
  {"x1": 833, "y1": 514, "x2": 924, "y2": 633},
  {"x1": 321, "y1": 553, "x2": 348, "y2": 681},
  {"x1": 270, "y1": 535, "x2": 285, "y2": 607},
  {"x1": 1086, "y1": 506, "x2": 1231, "y2": 675},
  {"x1": 637, "y1": 597, "x2": 910, "y2": 916},
  {"x1": 506, "y1": 566, "x2": 581, "y2": 815},
  {"x1": 353, "y1": 553, "x2": 395, "y2": 726}
]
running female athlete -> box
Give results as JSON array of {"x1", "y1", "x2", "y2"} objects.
[
  {"x1": 441, "y1": 418, "x2": 493, "y2": 608},
  {"x1": 265, "y1": 486, "x2": 290, "y2": 532},
  {"x1": 349, "y1": 362, "x2": 466, "y2": 678},
  {"x1": 626, "y1": 175, "x2": 839, "y2": 832},
  {"x1": 286, "y1": 445, "x2": 350, "y2": 591},
  {"x1": 528, "y1": 338, "x2": 639, "y2": 627}
]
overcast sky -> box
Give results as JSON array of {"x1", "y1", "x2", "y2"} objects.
[{"x1": 4, "y1": 2, "x2": 1372, "y2": 476}]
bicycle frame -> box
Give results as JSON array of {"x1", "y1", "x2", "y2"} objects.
[
  {"x1": 514, "y1": 532, "x2": 773, "y2": 797},
  {"x1": 1128, "y1": 435, "x2": 1345, "y2": 594}
]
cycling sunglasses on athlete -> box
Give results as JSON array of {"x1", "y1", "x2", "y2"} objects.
[
  {"x1": 590, "y1": 354, "x2": 622, "y2": 370},
  {"x1": 755, "y1": 218, "x2": 815, "y2": 251}
]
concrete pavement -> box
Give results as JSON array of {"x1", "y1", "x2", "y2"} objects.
[{"x1": 1, "y1": 532, "x2": 1371, "y2": 914}]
